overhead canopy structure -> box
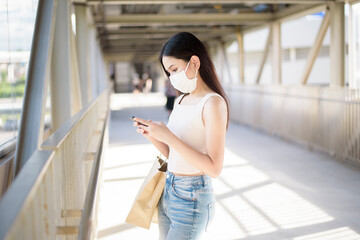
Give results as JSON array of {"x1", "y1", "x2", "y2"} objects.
[{"x1": 73, "y1": 0, "x2": 349, "y2": 62}]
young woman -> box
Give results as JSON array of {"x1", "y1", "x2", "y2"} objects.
[{"x1": 132, "y1": 32, "x2": 229, "y2": 240}]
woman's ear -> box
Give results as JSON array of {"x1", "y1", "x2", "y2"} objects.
[{"x1": 190, "y1": 55, "x2": 200, "y2": 70}]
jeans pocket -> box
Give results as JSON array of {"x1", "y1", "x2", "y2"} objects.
[
  {"x1": 171, "y1": 184, "x2": 196, "y2": 201},
  {"x1": 205, "y1": 202, "x2": 215, "y2": 232}
]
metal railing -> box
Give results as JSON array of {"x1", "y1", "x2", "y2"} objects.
[
  {"x1": 0, "y1": 89, "x2": 109, "y2": 240},
  {"x1": 227, "y1": 85, "x2": 360, "y2": 166}
]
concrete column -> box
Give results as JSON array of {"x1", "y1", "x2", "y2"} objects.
[
  {"x1": 330, "y1": 2, "x2": 345, "y2": 87},
  {"x1": 75, "y1": 4, "x2": 91, "y2": 105},
  {"x1": 272, "y1": 22, "x2": 282, "y2": 85},
  {"x1": 51, "y1": 0, "x2": 72, "y2": 131}
]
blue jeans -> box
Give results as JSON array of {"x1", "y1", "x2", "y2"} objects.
[{"x1": 158, "y1": 172, "x2": 215, "y2": 240}]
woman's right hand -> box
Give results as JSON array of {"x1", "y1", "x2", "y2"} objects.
[{"x1": 134, "y1": 121, "x2": 151, "y2": 139}]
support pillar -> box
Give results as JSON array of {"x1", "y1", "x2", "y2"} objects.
[
  {"x1": 272, "y1": 22, "x2": 282, "y2": 85},
  {"x1": 330, "y1": 2, "x2": 345, "y2": 87},
  {"x1": 51, "y1": 0, "x2": 72, "y2": 131},
  {"x1": 88, "y1": 16, "x2": 98, "y2": 100},
  {"x1": 14, "y1": 0, "x2": 56, "y2": 176},
  {"x1": 75, "y1": 4, "x2": 91, "y2": 105},
  {"x1": 236, "y1": 29, "x2": 245, "y2": 84}
]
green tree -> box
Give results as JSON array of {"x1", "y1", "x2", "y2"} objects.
[{"x1": 0, "y1": 70, "x2": 7, "y2": 82}]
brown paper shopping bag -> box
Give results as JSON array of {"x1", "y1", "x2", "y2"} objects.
[{"x1": 125, "y1": 156, "x2": 167, "y2": 229}]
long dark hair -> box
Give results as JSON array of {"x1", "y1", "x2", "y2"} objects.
[{"x1": 159, "y1": 32, "x2": 230, "y2": 129}]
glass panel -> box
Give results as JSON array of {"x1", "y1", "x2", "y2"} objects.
[
  {"x1": 243, "y1": 28, "x2": 270, "y2": 85},
  {"x1": 281, "y1": 11, "x2": 330, "y2": 86},
  {"x1": 0, "y1": 0, "x2": 38, "y2": 146},
  {"x1": 225, "y1": 41, "x2": 239, "y2": 84}
]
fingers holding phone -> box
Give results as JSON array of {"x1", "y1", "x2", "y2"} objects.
[
  {"x1": 131, "y1": 116, "x2": 150, "y2": 137},
  {"x1": 130, "y1": 116, "x2": 149, "y2": 126}
]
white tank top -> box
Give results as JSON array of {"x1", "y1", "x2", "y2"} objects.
[{"x1": 167, "y1": 92, "x2": 223, "y2": 174}]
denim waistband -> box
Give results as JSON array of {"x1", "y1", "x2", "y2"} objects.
[{"x1": 166, "y1": 171, "x2": 212, "y2": 187}]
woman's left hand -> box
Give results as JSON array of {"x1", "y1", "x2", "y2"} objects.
[{"x1": 133, "y1": 117, "x2": 174, "y2": 144}]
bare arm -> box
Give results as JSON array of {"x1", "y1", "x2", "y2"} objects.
[{"x1": 148, "y1": 137, "x2": 170, "y2": 158}]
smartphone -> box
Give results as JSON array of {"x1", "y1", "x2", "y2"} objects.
[{"x1": 129, "y1": 116, "x2": 148, "y2": 127}]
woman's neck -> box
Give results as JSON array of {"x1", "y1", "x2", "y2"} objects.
[{"x1": 189, "y1": 77, "x2": 211, "y2": 97}]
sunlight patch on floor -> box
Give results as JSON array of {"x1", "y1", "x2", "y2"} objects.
[
  {"x1": 96, "y1": 145, "x2": 360, "y2": 240},
  {"x1": 293, "y1": 227, "x2": 360, "y2": 240},
  {"x1": 243, "y1": 183, "x2": 334, "y2": 229}
]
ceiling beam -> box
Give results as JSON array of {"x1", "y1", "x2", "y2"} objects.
[
  {"x1": 87, "y1": 0, "x2": 337, "y2": 5},
  {"x1": 104, "y1": 50, "x2": 159, "y2": 62},
  {"x1": 94, "y1": 13, "x2": 275, "y2": 27},
  {"x1": 104, "y1": 46, "x2": 162, "y2": 51},
  {"x1": 103, "y1": 35, "x2": 219, "y2": 48},
  {"x1": 102, "y1": 39, "x2": 166, "y2": 47},
  {"x1": 101, "y1": 27, "x2": 236, "y2": 36},
  {"x1": 104, "y1": 53, "x2": 135, "y2": 62},
  {"x1": 104, "y1": 49, "x2": 161, "y2": 53},
  {"x1": 101, "y1": 32, "x2": 230, "y2": 40}
]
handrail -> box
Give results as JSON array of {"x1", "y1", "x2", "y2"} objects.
[
  {"x1": 226, "y1": 84, "x2": 360, "y2": 166},
  {"x1": 41, "y1": 90, "x2": 107, "y2": 150},
  {"x1": 226, "y1": 85, "x2": 360, "y2": 104},
  {"x1": 0, "y1": 150, "x2": 55, "y2": 240},
  {"x1": 78, "y1": 109, "x2": 109, "y2": 240},
  {"x1": 0, "y1": 88, "x2": 109, "y2": 240},
  {"x1": 0, "y1": 138, "x2": 16, "y2": 159}
]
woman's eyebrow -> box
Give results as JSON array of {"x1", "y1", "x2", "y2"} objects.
[{"x1": 167, "y1": 64, "x2": 175, "y2": 71}]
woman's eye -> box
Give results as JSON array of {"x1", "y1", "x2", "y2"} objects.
[{"x1": 172, "y1": 69, "x2": 178, "y2": 73}]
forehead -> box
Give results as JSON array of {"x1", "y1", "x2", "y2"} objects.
[{"x1": 162, "y1": 56, "x2": 186, "y2": 70}]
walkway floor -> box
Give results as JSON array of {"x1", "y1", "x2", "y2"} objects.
[{"x1": 96, "y1": 93, "x2": 360, "y2": 240}]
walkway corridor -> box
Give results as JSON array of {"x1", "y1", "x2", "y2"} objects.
[{"x1": 96, "y1": 93, "x2": 360, "y2": 240}]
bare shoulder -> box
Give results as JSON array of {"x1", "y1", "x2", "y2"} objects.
[
  {"x1": 203, "y1": 94, "x2": 228, "y2": 124},
  {"x1": 205, "y1": 94, "x2": 227, "y2": 112}
]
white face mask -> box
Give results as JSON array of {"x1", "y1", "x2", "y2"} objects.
[{"x1": 169, "y1": 61, "x2": 198, "y2": 93}]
